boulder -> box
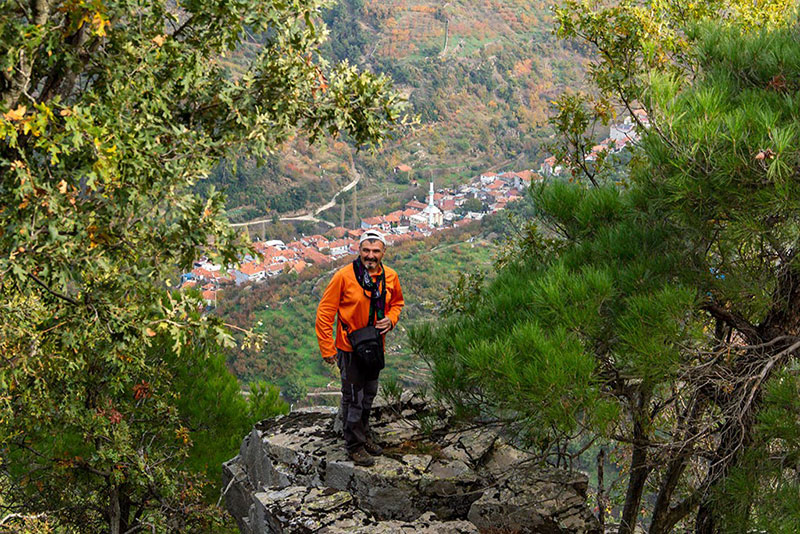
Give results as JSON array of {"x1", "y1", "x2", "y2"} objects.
[
  {"x1": 468, "y1": 465, "x2": 600, "y2": 534},
  {"x1": 223, "y1": 392, "x2": 601, "y2": 534}
]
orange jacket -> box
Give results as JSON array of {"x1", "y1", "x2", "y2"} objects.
[{"x1": 315, "y1": 262, "x2": 404, "y2": 359}]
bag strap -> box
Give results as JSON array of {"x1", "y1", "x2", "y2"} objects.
[
  {"x1": 339, "y1": 268, "x2": 386, "y2": 332},
  {"x1": 367, "y1": 270, "x2": 386, "y2": 327}
]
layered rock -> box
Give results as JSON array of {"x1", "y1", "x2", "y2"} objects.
[{"x1": 223, "y1": 392, "x2": 601, "y2": 534}]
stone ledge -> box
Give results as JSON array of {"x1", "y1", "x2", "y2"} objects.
[{"x1": 223, "y1": 392, "x2": 601, "y2": 534}]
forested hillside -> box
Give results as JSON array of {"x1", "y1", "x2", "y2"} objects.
[{"x1": 207, "y1": 0, "x2": 587, "y2": 222}]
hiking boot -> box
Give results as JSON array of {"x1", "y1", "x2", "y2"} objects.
[
  {"x1": 364, "y1": 437, "x2": 383, "y2": 456},
  {"x1": 348, "y1": 447, "x2": 375, "y2": 467}
]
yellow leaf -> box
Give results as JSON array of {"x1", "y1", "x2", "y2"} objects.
[
  {"x1": 92, "y1": 12, "x2": 109, "y2": 37},
  {"x1": 58, "y1": 180, "x2": 68, "y2": 194},
  {"x1": 145, "y1": 328, "x2": 156, "y2": 337},
  {"x1": 152, "y1": 35, "x2": 165, "y2": 46},
  {"x1": 3, "y1": 105, "x2": 26, "y2": 121},
  {"x1": 60, "y1": 108, "x2": 72, "y2": 117}
]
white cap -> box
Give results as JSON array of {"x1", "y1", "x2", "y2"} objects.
[{"x1": 359, "y1": 229, "x2": 386, "y2": 245}]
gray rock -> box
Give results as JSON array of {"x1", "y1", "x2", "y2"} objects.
[
  {"x1": 467, "y1": 465, "x2": 601, "y2": 534},
  {"x1": 224, "y1": 394, "x2": 599, "y2": 534},
  {"x1": 246, "y1": 485, "x2": 478, "y2": 534}
]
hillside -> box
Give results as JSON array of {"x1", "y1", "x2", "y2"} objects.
[
  {"x1": 214, "y1": 226, "x2": 494, "y2": 398},
  {"x1": 206, "y1": 0, "x2": 588, "y2": 223}
]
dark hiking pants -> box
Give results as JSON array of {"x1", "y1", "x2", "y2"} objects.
[{"x1": 337, "y1": 349, "x2": 379, "y2": 453}]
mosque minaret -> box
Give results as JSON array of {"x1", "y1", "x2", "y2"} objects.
[{"x1": 422, "y1": 181, "x2": 443, "y2": 227}]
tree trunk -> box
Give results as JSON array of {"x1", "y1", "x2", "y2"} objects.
[
  {"x1": 109, "y1": 485, "x2": 120, "y2": 534},
  {"x1": 650, "y1": 398, "x2": 707, "y2": 534},
  {"x1": 619, "y1": 391, "x2": 651, "y2": 534},
  {"x1": 597, "y1": 448, "x2": 605, "y2": 532}
]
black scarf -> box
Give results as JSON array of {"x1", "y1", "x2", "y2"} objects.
[{"x1": 352, "y1": 258, "x2": 386, "y2": 326}]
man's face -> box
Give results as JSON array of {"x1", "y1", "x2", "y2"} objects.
[{"x1": 359, "y1": 240, "x2": 385, "y2": 272}]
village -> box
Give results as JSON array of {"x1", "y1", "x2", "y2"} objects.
[{"x1": 182, "y1": 111, "x2": 648, "y2": 305}]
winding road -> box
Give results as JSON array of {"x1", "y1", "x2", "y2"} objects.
[{"x1": 229, "y1": 170, "x2": 361, "y2": 230}]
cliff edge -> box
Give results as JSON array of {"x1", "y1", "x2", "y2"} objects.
[{"x1": 222, "y1": 391, "x2": 601, "y2": 534}]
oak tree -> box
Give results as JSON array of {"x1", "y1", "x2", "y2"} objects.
[{"x1": 0, "y1": 0, "x2": 406, "y2": 531}]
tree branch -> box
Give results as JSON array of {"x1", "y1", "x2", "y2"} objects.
[
  {"x1": 701, "y1": 303, "x2": 760, "y2": 343},
  {"x1": 26, "y1": 273, "x2": 79, "y2": 305}
]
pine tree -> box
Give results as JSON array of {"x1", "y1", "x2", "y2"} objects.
[{"x1": 412, "y1": 6, "x2": 800, "y2": 534}]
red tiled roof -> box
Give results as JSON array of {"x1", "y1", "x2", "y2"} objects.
[
  {"x1": 347, "y1": 229, "x2": 364, "y2": 238},
  {"x1": 289, "y1": 260, "x2": 307, "y2": 274},
  {"x1": 301, "y1": 247, "x2": 330, "y2": 264},
  {"x1": 257, "y1": 247, "x2": 286, "y2": 260},
  {"x1": 486, "y1": 180, "x2": 504, "y2": 190},
  {"x1": 238, "y1": 262, "x2": 265, "y2": 276},
  {"x1": 363, "y1": 216, "x2": 384, "y2": 226},
  {"x1": 402, "y1": 208, "x2": 420, "y2": 217},
  {"x1": 384, "y1": 213, "x2": 401, "y2": 223},
  {"x1": 192, "y1": 267, "x2": 213, "y2": 279},
  {"x1": 395, "y1": 164, "x2": 413, "y2": 173},
  {"x1": 202, "y1": 290, "x2": 217, "y2": 301},
  {"x1": 328, "y1": 239, "x2": 351, "y2": 249},
  {"x1": 440, "y1": 199, "x2": 456, "y2": 211},
  {"x1": 406, "y1": 200, "x2": 427, "y2": 210}
]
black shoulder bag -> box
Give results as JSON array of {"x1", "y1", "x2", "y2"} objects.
[{"x1": 344, "y1": 259, "x2": 386, "y2": 374}]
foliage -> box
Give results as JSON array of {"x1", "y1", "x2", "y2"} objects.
[
  {"x1": 413, "y1": 6, "x2": 800, "y2": 534},
  {"x1": 246, "y1": 381, "x2": 290, "y2": 422},
  {"x1": 458, "y1": 197, "x2": 484, "y2": 213},
  {"x1": 0, "y1": 0, "x2": 406, "y2": 531}
]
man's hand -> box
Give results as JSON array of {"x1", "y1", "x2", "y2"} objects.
[
  {"x1": 376, "y1": 317, "x2": 393, "y2": 334},
  {"x1": 323, "y1": 355, "x2": 337, "y2": 366}
]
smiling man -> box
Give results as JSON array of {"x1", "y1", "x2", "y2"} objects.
[{"x1": 315, "y1": 230, "x2": 404, "y2": 466}]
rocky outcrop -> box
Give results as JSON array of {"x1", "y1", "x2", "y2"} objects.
[{"x1": 223, "y1": 391, "x2": 601, "y2": 534}]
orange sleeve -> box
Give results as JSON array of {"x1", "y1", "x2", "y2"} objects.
[
  {"x1": 316, "y1": 270, "x2": 343, "y2": 359},
  {"x1": 386, "y1": 274, "x2": 404, "y2": 328}
]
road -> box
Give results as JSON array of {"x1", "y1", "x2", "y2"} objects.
[{"x1": 229, "y1": 170, "x2": 361, "y2": 230}]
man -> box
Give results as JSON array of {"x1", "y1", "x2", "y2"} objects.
[{"x1": 315, "y1": 230, "x2": 404, "y2": 466}]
